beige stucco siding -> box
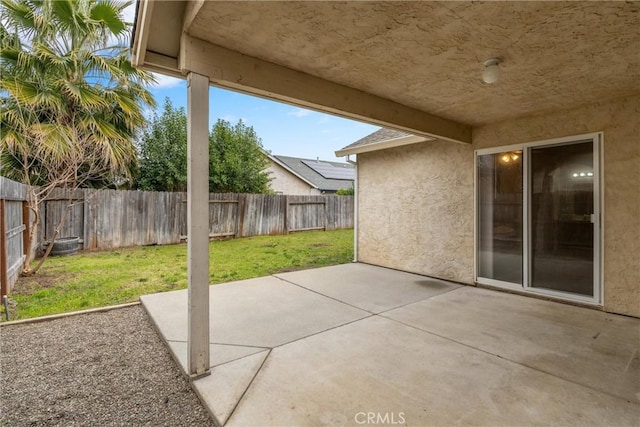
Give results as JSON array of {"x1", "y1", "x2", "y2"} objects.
[
  {"x1": 358, "y1": 95, "x2": 639, "y2": 317},
  {"x1": 266, "y1": 161, "x2": 320, "y2": 195},
  {"x1": 358, "y1": 140, "x2": 475, "y2": 284}
]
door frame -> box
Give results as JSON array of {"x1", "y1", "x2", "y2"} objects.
[{"x1": 474, "y1": 132, "x2": 603, "y2": 306}]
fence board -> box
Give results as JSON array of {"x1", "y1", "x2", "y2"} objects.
[
  {"x1": 208, "y1": 193, "x2": 239, "y2": 238},
  {"x1": 0, "y1": 199, "x2": 7, "y2": 297},
  {"x1": 326, "y1": 195, "x2": 354, "y2": 230},
  {"x1": 0, "y1": 176, "x2": 29, "y2": 200},
  {"x1": 44, "y1": 200, "x2": 84, "y2": 243},
  {"x1": 238, "y1": 194, "x2": 287, "y2": 237},
  {"x1": 287, "y1": 195, "x2": 326, "y2": 232},
  {"x1": 1, "y1": 199, "x2": 26, "y2": 295},
  {"x1": 0, "y1": 178, "x2": 37, "y2": 295}
]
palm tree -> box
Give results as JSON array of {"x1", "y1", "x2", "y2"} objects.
[{"x1": 0, "y1": 0, "x2": 156, "y2": 274}]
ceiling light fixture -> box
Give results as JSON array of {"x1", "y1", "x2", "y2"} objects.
[
  {"x1": 483, "y1": 58, "x2": 501, "y2": 84},
  {"x1": 499, "y1": 151, "x2": 520, "y2": 164}
]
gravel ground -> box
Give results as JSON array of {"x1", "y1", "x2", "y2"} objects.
[{"x1": 0, "y1": 305, "x2": 215, "y2": 426}]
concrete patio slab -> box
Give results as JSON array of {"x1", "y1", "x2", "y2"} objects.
[
  {"x1": 141, "y1": 263, "x2": 640, "y2": 426},
  {"x1": 193, "y1": 350, "x2": 270, "y2": 426},
  {"x1": 141, "y1": 276, "x2": 370, "y2": 350},
  {"x1": 275, "y1": 263, "x2": 459, "y2": 313},
  {"x1": 383, "y1": 286, "x2": 640, "y2": 403},
  {"x1": 226, "y1": 316, "x2": 638, "y2": 427}
]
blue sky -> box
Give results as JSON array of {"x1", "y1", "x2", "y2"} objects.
[{"x1": 146, "y1": 76, "x2": 378, "y2": 163}]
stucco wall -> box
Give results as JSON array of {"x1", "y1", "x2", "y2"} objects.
[
  {"x1": 266, "y1": 161, "x2": 320, "y2": 195},
  {"x1": 358, "y1": 95, "x2": 639, "y2": 317},
  {"x1": 358, "y1": 140, "x2": 475, "y2": 284},
  {"x1": 473, "y1": 95, "x2": 639, "y2": 317}
]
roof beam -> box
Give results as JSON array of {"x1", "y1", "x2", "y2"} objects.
[
  {"x1": 179, "y1": 34, "x2": 471, "y2": 144},
  {"x1": 144, "y1": 51, "x2": 183, "y2": 79},
  {"x1": 182, "y1": 0, "x2": 206, "y2": 33}
]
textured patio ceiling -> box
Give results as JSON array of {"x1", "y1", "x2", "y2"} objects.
[{"x1": 133, "y1": 1, "x2": 639, "y2": 137}]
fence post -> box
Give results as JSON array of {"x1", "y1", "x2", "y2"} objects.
[
  {"x1": 41, "y1": 199, "x2": 47, "y2": 245},
  {"x1": 82, "y1": 192, "x2": 88, "y2": 251},
  {"x1": 0, "y1": 199, "x2": 8, "y2": 298},
  {"x1": 22, "y1": 201, "x2": 30, "y2": 261},
  {"x1": 235, "y1": 193, "x2": 244, "y2": 238},
  {"x1": 284, "y1": 195, "x2": 289, "y2": 234},
  {"x1": 324, "y1": 196, "x2": 328, "y2": 231}
]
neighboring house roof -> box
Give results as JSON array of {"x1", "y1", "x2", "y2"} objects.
[
  {"x1": 336, "y1": 128, "x2": 432, "y2": 157},
  {"x1": 268, "y1": 154, "x2": 355, "y2": 192}
]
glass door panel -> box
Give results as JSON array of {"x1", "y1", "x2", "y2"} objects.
[
  {"x1": 529, "y1": 142, "x2": 594, "y2": 296},
  {"x1": 477, "y1": 151, "x2": 523, "y2": 284}
]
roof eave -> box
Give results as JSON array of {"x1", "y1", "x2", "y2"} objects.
[
  {"x1": 130, "y1": 1, "x2": 183, "y2": 78},
  {"x1": 335, "y1": 134, "x2": 431, "y2": 157}
]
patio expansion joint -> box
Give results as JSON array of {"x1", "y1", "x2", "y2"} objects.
[
  {"x1": 375, "y1": 285, "x2": 464, "y2": 316},
  {"x1": 210, "y1": 348, "x2": 273, "y2": 372},
  {"x1": 223, "y1": 348, "x2": 273, "y2": 426},
  {"x1": 166, "y1": 338, "x2": 269, "y2": 351},
  {"x1": 380, "y1": 315, "x2": 640, "y2": 406},
  {"x1": 209, "y1": 342, "x2": 270, "y2": 350},
  {"x1": 273, "y1": 274, "x2": 464, "y2": 316},
  {"x1": 273, "y1": 275, "x2": 373, "y2": 313},
  {"x1": 271, "y1": 312, "x2": 376, "y2": 351}
]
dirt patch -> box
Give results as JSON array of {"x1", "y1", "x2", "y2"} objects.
[
  {"x1": 11, "y1": 272, "x2": 77, "y2": 296},
  {"x1": 310, "y1": 243, "x2": 330, "y2": 248}
]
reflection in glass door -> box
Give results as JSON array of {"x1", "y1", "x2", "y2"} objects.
[
  {"x1": 529, "y1": 142, "x2": 595, "y2": 297},
  {"x1": 477, "y1": 151, "x2": 523, "y2": 284}
]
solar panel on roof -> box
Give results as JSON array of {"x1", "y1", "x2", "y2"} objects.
[{"x1": 301, "y1": 160, "x2": 355, "y2": 180}]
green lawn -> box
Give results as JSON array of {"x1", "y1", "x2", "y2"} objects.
[{"x1": 5, "y1": 229, "x2": 353, "y2": 321}]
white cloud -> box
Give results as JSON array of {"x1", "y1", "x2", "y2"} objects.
[
  {"x1": 288, "y1": 108, "x2": 312, "y2": 118},
  {"x1": 151, "y1": 72, "x2": 184, "y2": 89},
  {"x1": 317, "y1": 115, "x2": 331, "y2": 124},
  {"x1": 115, "y1": 3, "x2": 136, "y2": 46},
  {"x1": 122, "y1": 2, "x2": 136, "y2": 25}
]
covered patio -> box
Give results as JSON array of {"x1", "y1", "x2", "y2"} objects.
[
  {"x1": 141, "y1": 263, "x2": 639, "y2": 426},
  {"x1": 131, "y1": 2, "x2": 639, "y2": 424}
]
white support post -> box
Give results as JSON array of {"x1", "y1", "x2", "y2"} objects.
[
  {"x1": 346, "y1": 155, "x2": 358, "y2": 262},
  {"x1": 187, "y1": 72, "x2": 210, "y2": 378}
]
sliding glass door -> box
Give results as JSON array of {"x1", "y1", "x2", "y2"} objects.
[
  {"x1": 477, "y1": 151, "x2": 523, "y2": 285},
  {"x1": 530, "y1": 143, "x2": 595, "y2": 296},
  {"x1": 476, "y1": 134, "x2": 601, "y2": 304}
]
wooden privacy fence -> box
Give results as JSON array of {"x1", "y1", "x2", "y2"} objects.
[
  {"x1": 45, "y1": 190, "x2": 352, "y2": 250},
  {"x1": 1, "y1": 176, "x2": 354, "y2": 294},
  {"x1": 201, "y1": 194, "x2": 353, "y2": 239}
]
